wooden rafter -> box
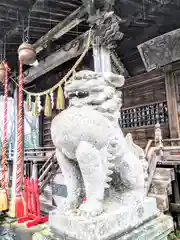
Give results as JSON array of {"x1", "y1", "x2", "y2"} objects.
[
  {"x1": 24, "y1": 31, "x2": 90, "y2": 84},
  {"x1": 33, "y1": 6, "x2": 87, "y2": 53},
  {"x1": 110, "y1": 51, "x2": 130, "y2": 77}
]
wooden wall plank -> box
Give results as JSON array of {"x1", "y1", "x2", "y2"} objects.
[
  {"x1": 121, "y1": 69, "x2": 163, "y2": 88},
  {"x1": 120, "y1": 69, "x2": 170, "y2": 147},
  {"x1": 122, "y1": 77, "x2": 166, "y2": 108}
]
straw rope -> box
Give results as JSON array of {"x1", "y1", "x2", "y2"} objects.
[
  {"x1": 1, "y1": 62, "x2": 9, "y2": 189},
  {"x1": 11, "y1": 29, "x2": 92, "y2": 97},
  {"x1": 15, "y1": 61, "x2": 23, "y2": 195}
]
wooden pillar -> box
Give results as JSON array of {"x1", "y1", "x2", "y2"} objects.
[
  {"x1": 39, "y1": 112, "x2": 44, "y2": 147},
  {"x1": 93, "y1": 46, "x2": 111, "y2": 73},
  {"x1": 93, "y1": 36, "x2": 111, "y2": 73},
  {"x1": 100, "y1": 47, "x2": 111, "y2": 73},
  {"x1": 165, "y1": 70, "x2": 180, "y2": 229},
  {"x1": 165, "y1": 71, "x2": 180, "y2": 138}
]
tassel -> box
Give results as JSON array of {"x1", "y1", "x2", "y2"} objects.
[
  {"x1": 15, "y1": 193, "x2": 25, "y2": 218},
  {"x1": 33, "y1": 96, "x2": 39, "y2": 116},
  {"x1": 26, "y1": 94, "x2": 30, "y2": 112},
  {"x1": 56, "y1": 85, "x2": 65, "y2": 110},
  {"x1": 44, "y1": 94, "x2": 52, "y2": 117},
  {"x1": 0, "y1": 188, "x2": 8, "y2": 211}
]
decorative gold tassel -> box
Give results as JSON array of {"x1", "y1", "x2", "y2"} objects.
[
  {"x1": 56, "y1": 85, "x2": 65, "y2": 110},
  {"x1": 33, "y1": 96, "x2": 39, "y2": 116},
  {"x1": 44, "y1": 94, "x2": 52, "y2": 117},
  {"x1": 26, "y1": 94, "x2": 30, "y2": 112}
]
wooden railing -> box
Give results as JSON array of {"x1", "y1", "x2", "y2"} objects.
[
  {"x1": 119, "y1": 101, "x2": 168, "y2": 128},
  {"x1": 38, "y1": 152, "x2": 59, "y2": 193},
  {"x1": 8, "y1": 146, "x2": 55, "y2": 159},
  {"x1": 7, "y1": 146, "x2": 56, "y2": 186}
]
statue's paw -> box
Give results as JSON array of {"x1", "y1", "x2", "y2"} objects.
[
  {"x1": 59, "y1": 199, "x2": 79, "y2": 214},
  {"x1": 78, "y1": 200, "x2": 103, "y2": 217}
]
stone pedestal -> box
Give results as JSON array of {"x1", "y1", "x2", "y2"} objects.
[{"x1": 49, "y1": 197, "x2": 174, "y2": 240}]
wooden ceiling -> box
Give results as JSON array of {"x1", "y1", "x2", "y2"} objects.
[
  {"x1": 0, "y1": 0, "x2": 87, "y2": 71},
  {"x1": 115, "y1": 0, "x2": 180, "y2": 76},
  {"x1": 0, "y1": 0, "x2": 180, "y2": 85}
]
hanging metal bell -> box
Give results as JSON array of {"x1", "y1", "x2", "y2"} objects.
[
  {"x1": 18, "y1": 42, "x2": 36, "y2": 65},
  {"x1": 0, "y1": 62, "x2": 5, "y2": 83}
]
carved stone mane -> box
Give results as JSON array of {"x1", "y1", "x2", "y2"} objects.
[
  {"x1": 125, "y1": 133, "x2": 148, "y2": 191},
  {"x1": 65, "y1": 71, "x2": 124, "y2": 124}
]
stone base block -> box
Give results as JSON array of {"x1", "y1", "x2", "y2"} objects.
[
  {"x1": 50, "y1": 214, "x2": 173, "y2": 240},
  {"x1": 49, "y1": 197, "x2": 173, "y2": 240}
]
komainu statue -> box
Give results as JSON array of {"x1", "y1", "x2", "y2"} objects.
[
  {"x1": 50, "y1": 70, "x2": 173, "y2": 240},
  {"x1": 51, "y1": 70, "x2": 145, "y2": 217}
]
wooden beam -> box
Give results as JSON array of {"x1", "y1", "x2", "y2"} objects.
[
  {"x1": 165, "y1": 71, "x2": 180, "y2": 138},
  {"x1": 33, "y1": 6, "x2": 87, "y2": 54},
  {"x1": 24, "y1": 31, "x2": 90, "y2": 84},
  {"x1": 110, "y1": 51, "x2": 130, "y2": 77},
  {"x1": 0, "y1": 2, "x2": 26, "y2": 10},
  {"x1": 170, "y1": 203, "x2": 180, "y2": 213}
]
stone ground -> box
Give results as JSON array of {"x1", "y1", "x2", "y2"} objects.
[
  {"x1": 0, "y1": 213, "x2": 179, "y2": 240},
  {"x1": 0, "y1": 213, "x2": 55, "y2": 240},
  {"x1": 168, "y1": 231, "x2": 180, "y2": 240}
]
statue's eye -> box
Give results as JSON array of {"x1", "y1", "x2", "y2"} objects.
[{"x1": 78, "y1": 92, "x2": 89, "y2": 98}]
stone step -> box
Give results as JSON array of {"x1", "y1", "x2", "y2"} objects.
[
  {"x1": 153, "y1": 168, "x2": 175, "y2": 182},
  {"x1": 149, "y1": 179, "x2": 172, "y2": 195},
  {"x1": 148, "y1": 193, "x2": 169, "y2": 212},
  {"x1": 120, "y1": 215, "x2": 173, "y2": 240}
]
